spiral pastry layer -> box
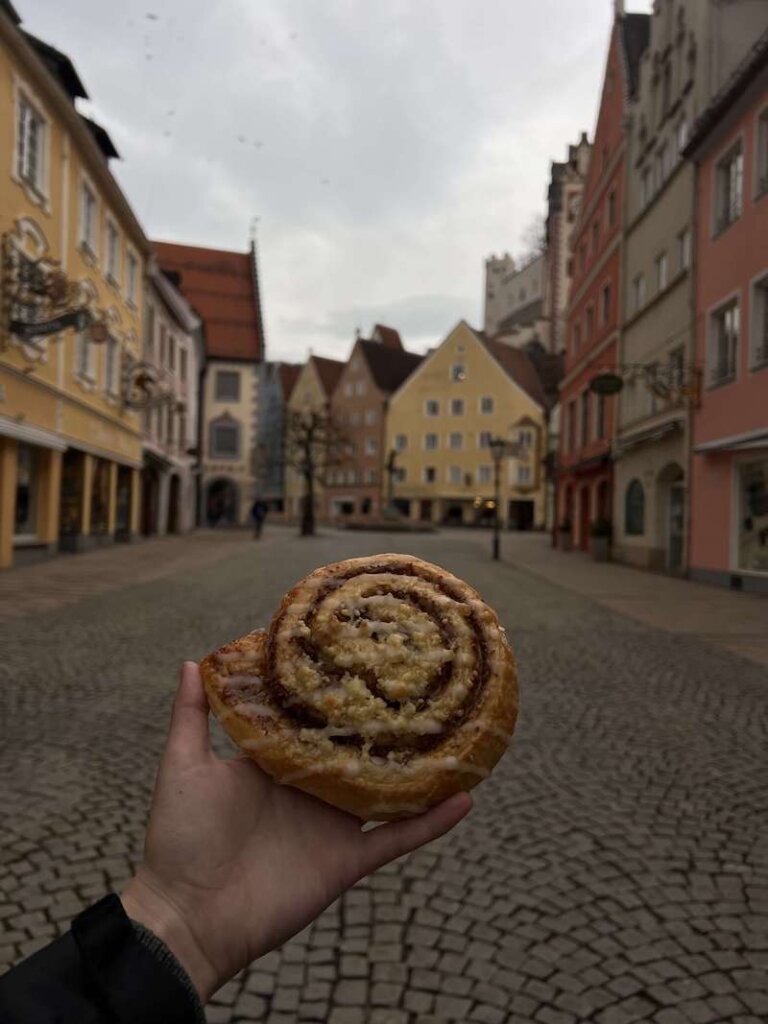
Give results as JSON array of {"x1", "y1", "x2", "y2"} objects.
[{"x1": 200, "y1": 554, "x2": 518, "y2": 820}]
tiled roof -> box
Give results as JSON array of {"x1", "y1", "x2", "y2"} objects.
[
  {"x1": 359, "y1": 340, "x2": 422, "y2": 395},
  {"x1": 279, "y1": 363, "x2": 302, "y2": 401},
  {"x1": 22, "y1": 31, "x2": 88, "y2": 100},
  {"x1": 312, "y1": 355, "x2": 345, "y2": 397},
  {"x1": 474, "y1": 330, "x2": 547, "y2": 409},
  {"x1": 621, "y1": 13, "x2": 651, "y2": 100},
  {"x1": 79, "y1": 115, "x2": 119, "y2": 160},
  {"x1": 371, "y1": 324, "x2": 403, "y2": 349},
  {"x1": 153, "y1": 241, "x2": 263, "y2": 361}
]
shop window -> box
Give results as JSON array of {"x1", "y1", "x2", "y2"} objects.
[
  {"x1": 738, "y1": 460, "x2": 768, "y2": 572},
  {"x1": 625, "y1": 479, "x2": 645, "y2": 535},
  {"x1": 14, "y1": 443, "x2": 39, "y2": 538}
]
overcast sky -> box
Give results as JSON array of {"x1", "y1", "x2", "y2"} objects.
[{"x1": 22, "y1": 0, "x2": 648, "y2": 363}]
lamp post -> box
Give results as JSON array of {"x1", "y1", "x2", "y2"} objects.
[
  {"x1": 383, "y1": 448, "x2": 398, "y2": 520},
  {"x1": 488, "y1": 437, "x2": 507, "y2": 561}
]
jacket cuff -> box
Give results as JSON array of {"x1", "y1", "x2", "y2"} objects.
[{"x1": 131, "y1": 919, "x2": 206, "y2": 1024}]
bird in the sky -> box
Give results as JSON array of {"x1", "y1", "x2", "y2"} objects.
[
  {"x1": 146, "y1": 12, "x2": 159, "y2": 19},
  {"x1": 237, "y1": 135, "x2": 246, "y2": 143},
  {"x1": 253, "y1": 141, "x2": 264, "y2": 148}
]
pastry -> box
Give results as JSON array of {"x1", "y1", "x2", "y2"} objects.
[{"x1": 200, "y1": 553, "x2": 518, "y2": 820}]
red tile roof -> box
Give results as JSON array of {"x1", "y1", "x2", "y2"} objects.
[
  {"x1": 279, "y1": 363, "x2": 302, "y2": 401},
  {"x1": 153, "y1": 240, "x2": 263, "y2": 361},
  {"x1": 359, "y1": 339, "x2": 422, "y2": 395},
  {"x1": 312, "y1": 355, "x2": 345, "y2": 397},
  {"x1": 475, "y1": 330, "x2": 547, "y2": 409},
  {"x1": 371, "y1": 324, "x2": 403, "y2": 350}
]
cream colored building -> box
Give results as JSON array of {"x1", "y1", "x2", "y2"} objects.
[
  {"x1": 615, "y1": 0, "x2": 768, "y2": 572},
  {"x1": 385, "y1": 322, "x2": 548, "y2": 528},
  {"x1": 0, "y1": 8, "x2": 149, "y2": 568}
]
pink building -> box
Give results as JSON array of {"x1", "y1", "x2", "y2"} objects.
[{"x1": 686, "y1": 35, "x2": 768, "y2": 593}]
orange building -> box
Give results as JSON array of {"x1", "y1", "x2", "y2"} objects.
[
  {"x1": 686, "y1": 35, "x2": 768, "y2": 593},
  {"x1": 557, "y1": 7, "x2": 650, "y2": 552}
]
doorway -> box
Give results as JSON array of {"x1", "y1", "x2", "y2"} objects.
[
  {"x1": 115, "y1": 466, "x2": 132, "y2": 540},
  {"x1": 508, "y1": 500, "x2": 534, "y2": 531},
  {"x1": 668, "y1": 482, "x2": 685, "y2": 573},
  {"x1": 59, "y1": 449, "x2": 84, "y2": 550},
  {"x1": 141, "y1": 465, "x2": 160, "y2": 536},
  {"x1": 206, "y1": 478, "x2": 238, "y2": 526},
  {"x1": 579, "y1": 486, "x2": 590, "y2": 551},
  {"x1": 167, "y1": 475, "x2": 181, "y2": 534}
]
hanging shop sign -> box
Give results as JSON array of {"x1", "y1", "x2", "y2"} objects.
[{"x1": 590, "y1": 372, "x2": 624, "y2": 396}]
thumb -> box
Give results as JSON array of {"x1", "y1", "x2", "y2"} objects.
[{"x1": 165, "y1": 662, "x2": 212, "y2": 765}]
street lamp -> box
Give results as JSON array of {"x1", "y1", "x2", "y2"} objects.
[
  {"x1": 383, "y1": 448, "x2": 399, "y2": 520},
  {"x1": 488, "y1": 437, "x2": 509, "y2": 561}
]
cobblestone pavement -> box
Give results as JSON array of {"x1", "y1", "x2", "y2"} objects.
[{"x1": 1, "y1": 528, "x2": 767, "y2": 1024}]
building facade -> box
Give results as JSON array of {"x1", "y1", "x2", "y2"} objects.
[
  {"x1": 153, "y1": 241, "x2": 265, "y2": 527},
  {"x1": 686, "y1": 33, "x2": 768, "y2": 593},
  {"x1": 283, "y1": 355, "x2": 344, "y2": 521},
  {"x1": 254, "y1": 361, "x2": 300, "y2": 513},
  {"x1": 140, "y1": 262, "x2": 203, "y2": 536},
  {"x1": 326, "y1": 325, "x2": 421, "y2": 522},
  {"x1": 558, "y1": 8, "x2": 650, "y2": 553},
  {"x1": 484, "y1": 252, "x2": 550, "y2": 350},
  {"x1": 546, "y1": 133, "x2": 592, "y2": 355},
  {"x1": 385, "y1": 321, "x2": 548, "y2": 529},
  {"x1": 614, "y1": 0, "x2": 768, "y2": 574},
  {"x1": 0, "y1": 7, "x2": 150, "y2": 569}
]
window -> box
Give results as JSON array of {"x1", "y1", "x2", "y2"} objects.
[
  {"x1": 344, "y1": 381, "x2": 353, "y2": 397},
  {"x1": 179, "y1": 411, "x2": 186, "y2": 449},
  {"x1": 451, "y1": 398, "x2": 464, "y2": 416},
  {"x1": 449, "y1": 432, "x2": 463, "y2": 450},
  {"x1": 365, "y1": 409, "x2": 377, "y2": 425},
  {"x1": 580, "y1": 391, "x2": 589, "y2": 446},
  {"x1": 159, "y1": 324, "x2": 167, "y2": 367},
  {"x1": 168, "y1": 335, "x2": 176, "y2": 372},
  {"x1": 424, "y1": 433, "x2": 438, "y2": 451},
  {"x1": 678, "y1": 229, "x2": 691, "y2": 271},
  {"x1": 607, "y1": 190, "x2": 616, "y2": 227},
  {"x1": 394, "y1": 467, "x2": 406, "y2": 483},
  {"x1": 80, "y1": 183, "x2": 98, "y2": 254},
  {"x1": 572, "y1": 321, "x2": 582, "y2": 352},
  {"x1": 709, "y1": 300, "x2": 739, "y2": 386},
  {"x1": 180, "y1": 347, "x2": 188, "y2": 382},
  {"x1": 478, "y1": 466, "x2": 492, "y2": 485},
  {"x1": 518, "y1": 465, "x2": 532, "y2": 486},
  {"x1": 17, "y1": 94, "x2": 45, "y2": 192},
  {"x1": 751, "y1": 276, "x2": 768, "y2": 369},
  {"x1": 579, "y1": 242, "x2": 587, "y2": 272},
  {"x1": 656, "y1": 251, "x2": 669, "y2": 292},
  {"x1": 591, "y1": 221, "x2": 599, "y2": 254},
  {"x1": 167, "y1": 405, "x2": 175, "y2": 447},
  {"x1": 424, "y1": 467, "x2": 436, "y2": 484},
  {"x1": 567, "y1": 400, "x2": 576, "y2": 453},
  {"x1": 632, "y1": 274, "x2": 646, "y2": 313},
  {"x1": 585, "y1": 305, "x2": 594, "y2": 341},
  {"x1": 480, "y1": 396, "x2": 494, "y2": 414},
  {"x1": 105, "y1": 220, "x2": 120, "y2": 283},
  {"x1": 350, "y1": 412, "x2": 360, "y2": 427},
  {"x1": 450, "y1": 364, "x2": 466, "y2": 382},
  {"x1": 210, "y1": 418, "x2": 240, "y2": 458},
  {"x1": 365, "y1": 438, "x2": 377, "y2": 455},
  {"x1": 669, "y1": 346, "x2": 685, "y2": 389},
  {"x1": 641, "y1": 167, "x2": 652, "y2": 207},
  {"x1": 145, "y1": 303, "x2": 155, "y2": 357},
  {"x1": 596, "y1": 393, "x2": 606, "y2": 440},
  {"x1": 479, "y1": 431, "x2": 492, "y2": 449},
  {"x1": 355, "y1": 380, "x2": 366, "y2": 396},
  {"x1": 625, "y1": 479, "x2": 645, "y2": 535},
  {"x1": 757, "y1": 110, "x2": 768, "y2": 198},
  {"x1": 677, "y1": 118, "x2": 689, "y2": 154},
  {"x1": 656, "y1": 143, "x2": 669, "y2": 187},
  {"x1": 661, "y1": 63, "x2": 672, "y2": 119},
  {"x1": 127, "y1": 251, "x2": 138, "y2": 304},
  {"x1": 425, "y1": 399, "x2": 439, "y2": 417},
  {"x1": 14, "y1": 443, "x2": 39, "y2": 537},
  {"x1": 215, "y1": 370, "x2": 240, "y2": 401},
  {"x1": 366, "y1": 469, "x2": 377, "y2": 485},
  {"x1": 105, "y1": 336, "x2": 120, "y2": 396},
  {"x1": 395, "y1": 434, "x2": 407, "y2": 452},
  {"x1": 737, "y1": 460, "x2": 768, "y2": 572},
  {"x1": 715, "y1": 144, "x2": 744, "y2": 232},
  {"x1": 75, "y1": 330, "x2": 93, "y2": 380},
  {"x1": 448, "y1": 465, "x2": 462, "y2": 485},
  {"x1": 601, "y1": 283, "x2": 611, "y2": 325}
]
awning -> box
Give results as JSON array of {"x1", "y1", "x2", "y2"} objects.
[{"x1": 694, "y1": 428, "x2": 768, "y2": 454}]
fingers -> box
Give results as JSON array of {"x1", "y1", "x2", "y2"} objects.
[
  {"x1": 166, "y1": 662, "x2": 211, "y2": 764},
  {"x1": 356, "y1": 792, "x2": 472, "y2": 877}
]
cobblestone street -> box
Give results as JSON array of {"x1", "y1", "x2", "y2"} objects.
[{"x1": 2, "y1": 528, "x2": 767, "y2": 1024}]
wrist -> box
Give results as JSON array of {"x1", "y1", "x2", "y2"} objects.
[{"x1": 122, "y1": 872, "x2": 218, "y2": 1002}]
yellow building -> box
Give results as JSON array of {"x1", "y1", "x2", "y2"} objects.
[
  {"x1": 385, "y1": 322, "x2": 548, "y2": 528},
  {"x1": 283, "y1": 355, "x2": 344, "y2": 520},
  {"x1": 0, "y1": 7, "x2": 150, "y2": 568}
]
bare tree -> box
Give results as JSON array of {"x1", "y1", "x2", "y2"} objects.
[
  {"x1": 519, "y1": 214, "x2": 547, "y2": 263},
  {"x1": 284, "y1": 409, "x2": 350, "y2": 536}
]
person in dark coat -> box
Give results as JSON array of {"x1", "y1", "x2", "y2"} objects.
[
  {"x1": 0, "y1": 664, "x2": 470, "y2": 1022},
  {"x1": 250, "y1": 498, "x2": 267, "y2": 538}
]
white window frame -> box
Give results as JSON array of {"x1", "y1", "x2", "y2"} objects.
[
  {"x1": 13, "y1": 78, "x2": 49, "y2": 206},
  {"x1": 215, "y1": 369, "x2": 240, "y2": 401},
  {"x1": 632, "y1": 274, "x2": 646, "y2": 314},
  {"x1": 424, "y1": 399, "x2": 439, "y2": 417},
  {"x1": 480, "y1": 396, "x2": 494, "y2": 415},
  {"x1": 707, "y1": 293, "x2": 741, "y2": 388},
  {"x1": 478, "y1": 430, "x2": 492, "y2": 449},
  {"x1": 447, "y1": 465, "x2": 462, "y2": 485},
  {"x1": 365, "y1": 437, "x2": 377, "y2": 455},
  {"x1": 74, "y1": 329, "x2": 95, "y2": 383},
  {"x1": 394, "y1": 434, "x2": 407, "y2": 452},
  {"x1": 656, "y1": 251, "x2": 669, "y2": 292},
  {"x1": 517, "y1": 464, "x2": 532, "y2": 486},
  {"x1": 755, "y1": 107, "x2": 768, "y2": 201},
  {"x1": 423, "y1": 466, "x2": 436, "y2": 484},
  {"x1": 424, "y1": 432, "x2": 438, "y2": 451},
  {"x1": 448, "y1": 432, "x2": 463, "y2": 451},
  {"x1": 126, "y1": 249, "x2": 139, "y2": 306},
  {"x1": 678, "y1": 229, "x2": 691, "y2": 272},
  {"x1": 210, "y1": 417, "x2": 240, "y2": 459},
  {"x1": 105, "y1": 218, "x2": 121, "y2": 286},
  {"x1": 713, "y1": 137, "x2": 744, "y2": 236},
  {"x1": 105, "y1": 334, "x2": 120, "y2": 397},
  {"x1": 450, "y1": 398, "x2": 464, "y2": 416},
  {"x1": 15, "y1": 89, "x2": 47, "y2": 197},
  {"x1": 749, "y1": 270, "x2": 768, "y2": 371},
  {"x1": 477, "y1": 465, "x2": 492, "y2": 485},
  {"x1": 80, "y1": 176, "x2": 99, "y2": 258},
  {"x1": 365, "y1": 409, "x2": 377, "y2": 425}
]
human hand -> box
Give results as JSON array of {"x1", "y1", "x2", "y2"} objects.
[{"x1": 122, "y1": 663, "x2": 471, "y2": 1001}]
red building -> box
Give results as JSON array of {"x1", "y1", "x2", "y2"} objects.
[
  {"x1": 557, "y1": 8, "x2": 649, "y2": 551},
  {"x1": 686, "y1": 34, "x2": 768, "y2": 593}
]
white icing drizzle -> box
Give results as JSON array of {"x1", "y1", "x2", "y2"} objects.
[{"x1": 220, "y1": 702, "x2": 278, "y2": 722}]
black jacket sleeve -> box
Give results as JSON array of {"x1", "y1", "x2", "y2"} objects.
[{"x1": 0, "y1": 894, "x2": 205, "y2": 1024}]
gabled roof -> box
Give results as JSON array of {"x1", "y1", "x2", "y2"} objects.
[
  {"x1": 79, "y1": 115, "x2": 119, "y2": 160},
  {"x1": 358, "y1": 339, "x2": 422, "y2": 395},
  {"x1": 279, "y1": 363, "x2": 302, "y2": 401},
  {"x1": 1, "y1": 1, "x2": 21, "y2": 25},
  {"x1": 475, "y1": 330, "x2": 547, "y2": 409},
  {"x1": 153, "y1": 240, "x2": 264, "y2": 361},
  {"x1": 371, "y1": 324, "x2": 403, "y2": 349},
  {"x1": 22, "y1": 31, "x2": 88, "y2": 101},
  {"x1": 620, "y1": 13, "x2": 651, "y2": 100},
  {"x1": 312, "y1": 355, "x2": 345, "y2": 397}
]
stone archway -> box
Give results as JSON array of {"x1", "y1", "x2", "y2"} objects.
[{"x1": 657, "y1": 462, "x2": 685, "y2": 573}]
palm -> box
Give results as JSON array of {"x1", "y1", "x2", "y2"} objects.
[{"x1": 129, "y1": 664, "x2": 470, "y2": 999}]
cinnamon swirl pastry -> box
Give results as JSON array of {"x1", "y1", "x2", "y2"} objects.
[{"x1": 200, "y1": 554, "x2": 518, "y2": 820}]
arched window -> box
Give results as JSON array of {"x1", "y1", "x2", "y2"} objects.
[
  {"x1": 210, "y1": 415, "x2": 240, "y2": 458},
  {"x1": 625, "y1": 479, "x2": 645, "y2": 535}
]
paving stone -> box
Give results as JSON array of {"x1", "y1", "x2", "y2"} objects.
[
  {"x1": 245, "y1": 972, "x2": 275, "y2": 996},
  {"x1": 370, "y1": 982, "x2": 403, "y2": 1006},
  {"x1": 233, "y1": 993, "x2": 266, "y2": 1019},
  {"x1": 404, "y1": 990, "x2": 434, "y2": 1014},
  {"x1": 334, "y1": 980, "x2": 368, "y2": 1006},
  {"x1": 434, "y1": 994, "x2": 473, "y2": 1020}
]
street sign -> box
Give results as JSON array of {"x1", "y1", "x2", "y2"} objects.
[
  {"x1": 590, "y1": 372, "x2": 624, "y2": 395},
  {"x1": 10, "y1": 308, "x2": 90, "y2": 339}
]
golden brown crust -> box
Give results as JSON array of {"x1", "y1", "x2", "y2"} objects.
[{"x1": 200, "y1": 554, "x2": 518, "y2": 820}]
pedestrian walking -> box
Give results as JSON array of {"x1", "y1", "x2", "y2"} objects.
[{"x1": 250, "y1": 498, "x2": 267, "y2": 539}]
